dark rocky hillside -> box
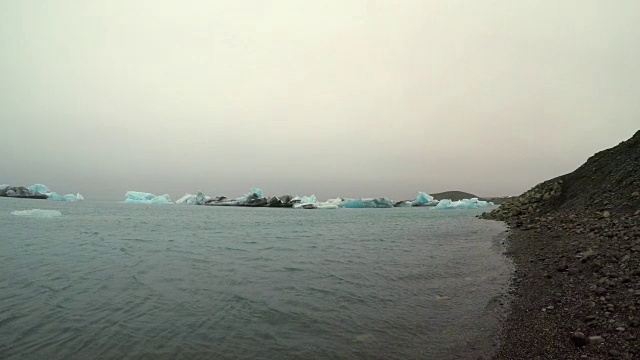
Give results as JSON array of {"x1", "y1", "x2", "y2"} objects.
[
  {"x1": 481, "y1": 130, "x2": 640, "y2": 359},
  {"x1": 482, "y1": 130, "x2": 640, "y2": 221}
]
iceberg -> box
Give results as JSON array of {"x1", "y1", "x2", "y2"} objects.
[
  {"x1": 124, "y1": 191, "x2": 173, "y2": 204},
  {"x1": 266, "y1": 195, "x2": 295, "y2": 207},
  {"x1": 176, "y1": 191, "x2": 208, "y2": 205},
  {"x1": 339, "y1": 197, "x2": 395, "y2": 208},
  {"x1": 236, "y1": 188, "x2": 264, "y2": 202},
  {"x1": 11, "y1": 209, "x2": 62, "y2": 217},
  {"x1": 176, "y1": 193, "x2": 197, "y2": 205},
  {"x1": 394, "y1": 201, "x2": 412, "y2": 207},
  {"x1": 411, "y1": 192, "x2": 436, "y2": 206},
  {"x1": 28, "y1": 184, "x2": 51, "y2": 194},
  {"x1": 434, "y1": 198, "x2": 494, "y2": 210},
  {"x1": 291, "y1": 194, "x2": 320, "y2": 209},
  {"x1": 0, "y1": 184, "x2": 9, "y2": 191},
  {"x1": 25, "y1": 184, "x2": 84, "y2": 201},
  {"x1": 47, "y1": 192, "x2": 84, "y2": 202},
  {"x1": 234, "y1": 188, "x2": 267, "y2": 206}
]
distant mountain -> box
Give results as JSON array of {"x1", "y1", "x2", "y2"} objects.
[{"x1": 429, "y1": 191, "x2": 479, "y2": 201}]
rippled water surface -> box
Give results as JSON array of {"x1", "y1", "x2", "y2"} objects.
[{"x1": 0, "y1": 199, "x2": 510, "y2": 359}]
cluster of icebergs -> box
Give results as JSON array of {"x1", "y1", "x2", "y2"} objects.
[
  {"x1": 0, "y1": 184, "x2": 84, "y2": 201},
  {"x1": 123, "y1": 189, "x2": 494, "y2": 210}
]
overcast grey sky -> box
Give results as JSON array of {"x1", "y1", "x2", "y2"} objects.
[{"x1": 1, "y1": 1, "x2": 638, "y2": 201}]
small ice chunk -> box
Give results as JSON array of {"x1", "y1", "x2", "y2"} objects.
[
  {"x1": 11, "y1": 209, "x2": 62, "y2": 217},
  {"x1": 76, "y1": 193, "x2": 85, "y2": 201}
]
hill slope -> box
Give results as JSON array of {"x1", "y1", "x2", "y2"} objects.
[{"x1": 482, "y1": 130, "x2": 640, "y2": 220}]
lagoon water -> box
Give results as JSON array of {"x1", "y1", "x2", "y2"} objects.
[{"x1": 0, "y1": 198, "x2": 510, "y2": 359}]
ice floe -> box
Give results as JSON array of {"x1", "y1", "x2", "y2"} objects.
[{"x1": 11, "y1": 209, "x2": 62, "y2": 217}]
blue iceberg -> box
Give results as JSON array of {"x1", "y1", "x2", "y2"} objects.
[
  {"x1": 339, "y1": 197, "x2": 395, "y2": 208},
  {"x1": 236, "y1": 188, "x2": 264, "y2": 202},
  {"x1": 124, "y1": 191, "x2": 173, "y2": 204},
  {"x1": 434, "y1": 198, "x2": 494, "y2": 210},
  {"x1": 411, "y1": 192, "x2": 436, "y2": 206},
  {"x1": 27, "y1": 183, "x2": 85, "y2": 201}
]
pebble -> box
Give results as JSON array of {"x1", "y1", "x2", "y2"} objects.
[
  {"x1": 571, "y1": 331, "x2": 587, "y2": 347},
  {"x1": 609, "y1": 349, "x2": 620, "y2": 357},
  {"x1": 556, "y1": 263, "x2": 568, "y2": 272},
  {"x1": 615, "y1": 327, "x2": 625, "y2": 331},
  {"x1": 588, "y1": 335, "x2": 605, "y2": 344}
]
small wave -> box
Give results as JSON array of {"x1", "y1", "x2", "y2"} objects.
[
  {"x1": 224, "y1": 247, "x2": 249, "y2": 252},
  {"x1": 283, "y1": 267, "x2": 304, "y2": 272}
]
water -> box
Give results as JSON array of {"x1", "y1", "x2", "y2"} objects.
[{"x1": 0, "y1": 199, "x2": 511, "y2": 359}]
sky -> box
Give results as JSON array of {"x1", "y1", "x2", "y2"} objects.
[{"x1": 1, "y1": 1, "x2": 639, "y2": 201}]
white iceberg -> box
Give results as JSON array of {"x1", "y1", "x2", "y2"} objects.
[
  {"x1": 176, "y1": 191, "x2": 208, "y2": 205},
  {"x1": 317, "y1": 203, "x2": 339, "y2": 209},
  {"x1": 1, "y1": 184, "x2": 10, "y2": 191},
  {"x1": 11, "y1": 209, "x2": 62, "y2": 217},
  {"x1": 434, "y1": 198, "x2": 494, "y2": 210},
  {"x1": 292, "y1": 194, "x2": 320, "y2": 209},
  {"x1": 124, "y1": 191, "x2": 173, "y2": 204}
]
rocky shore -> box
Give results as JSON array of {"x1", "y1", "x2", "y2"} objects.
[{"x1": 482, "y1": 130, "x2": 639, "y2": 359}]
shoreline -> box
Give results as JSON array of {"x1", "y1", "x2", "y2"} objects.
[{"x1": 490, "y1": 210, "x2": 639, "y2": 359}]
